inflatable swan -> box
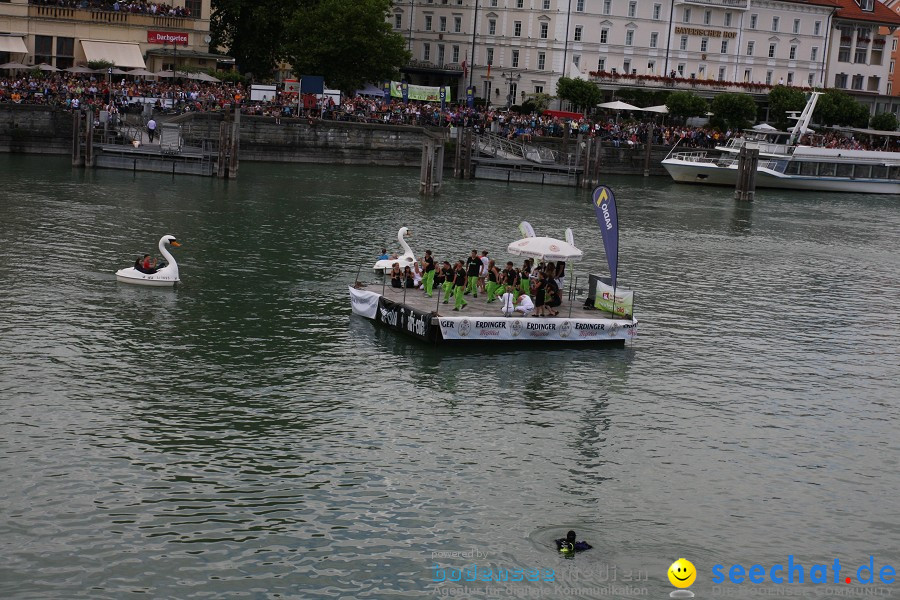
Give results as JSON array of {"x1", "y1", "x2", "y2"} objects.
[
  {"x1": 115, "y1": 235, "x2": 181, "y2": 286},
  {"x1": 373, "y1": 227, "x2": 416, "y2": 274}
]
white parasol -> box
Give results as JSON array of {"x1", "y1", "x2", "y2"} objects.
[
  {"x1": 507, "y1": 236, "x2": 583, "y2": 262},
  {"x1": 597, "y1": 100, "x2": 640, "y2": 111},
  {"x1": 641, "y1": 104, "x2": 669, "y2": 113}
]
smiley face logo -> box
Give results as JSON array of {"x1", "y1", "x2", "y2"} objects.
[{"x1": 668, "y1": 558, "x2": 696, "y2": 589}]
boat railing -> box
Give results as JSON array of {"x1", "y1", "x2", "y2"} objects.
[{"x1": 669, "y1": 151, "x2": 717, "y2": 163}]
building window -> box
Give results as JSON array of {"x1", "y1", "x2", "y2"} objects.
[
  {"x1": 719, "y1": 66, "x2": 726, "y2": 81},
  {"x1": 626, "y1": 30, "x2": 634, "y2": 46},
  {"x1": 540, "y1": 22, "x2": 548, "y2": 39},
  {"x1": 600, "y1": 29, "x2": 609, "y2": 44},
  {"x1": 577, "y1": 0, "x2": 585, "y2": 11},
  {"x1": 768, "y1": 43, "x2": 776, "y2": 58},
  {"x1": 744, "y1": 68, "x2": 752, "y2": 81},
  {"x1": 680, "y1": 36, "x2": 688, "y2": 51},
  {"x1": 808, "y1": 72, "x2": 815, "y2": 86},
  {"x1": 789, "y1": 45, "x2": 797, "y2": 60},
  {"x1": 721, "y1": 40, "x2": 728, "y2": 54},
  {"x1": 55, "y1": 37, "x2": 74, "y2": 70},
  {"x1": 490, "y1": 0, "x2": 497, "y2": 5},
  {"x1": 439, "y1": 16, "x2": 446, "y2": 31},
  {"x1": 573, "y1": 54, "x2": 580, "y2": 68},
  {"x1": 835, "y1": 73, "x2": 847, "y2": 88},
  {"x1": 602, "y1": 0, "x2": 610, "y2": 15},
  {"x1": 766, "y1": 70, "x2": 773, "y2": 85},
  {"x1": 653, "y1": 4, "x2": 661, "y2": 20},
  {"x1": 787, "y1": 72, "x2": 793, "y2": 84},
  {"x1": 793, "y1": 19, "x2": 800, "y2": 34},
  {"x1": 512, "y1": 49, "x2": 519, "y2": 67},
  {"x1": 648, "y1": 60, "x2": 655, "y2": 73},
  {"x1": 623, "y1": 59, "x2": 631, "y2": 74},
  {"x1": 35, "y1": 35, "x2": 53, "y2": 65},
  {"x1": 516, "y1": 0, "x2": 523, "y2": 7},
  {"x1": 677, "y1": 63, "x2": 685, "y2": 76},
  {"x1": 701, "y1": 38, "x2": 708, "y2": 52},
  {"x1": 394, "y1": 14, "x2": 402, "y2": 29},
  {"x1": 683, "y1": 7, "x2": 691, "y2": 23},
  {"x1": 454, "y1": 16, "x2": 461, "y2": 33},
  {"x1": 423, "y1": 43, "x2": 430, "y2": 61},
  {"x1": 574, "y1": 26, "x2": 582, "y2": 41},
  {"x1": 538, "y1": 52, "x2": 546, "y2": 70},
  {"x1": 452, "y1": 45, "x2": 459, "y2": 62},
  {"x1": 598, "y1": 57, "x2": 606, "y2": 71},
  {"x1": 698, "y1": 64, "x2": 706, "y2": 78},
  {"x1": 750, "y1": 14, "x2": 757, "y2": 29},
  {"x1": 486, "y1": 47, "x2": 494, "y2": 65},
  {"x1": 628, "y1": 1, "x2": 636, "y2": 17},
  {"x1": 650, "y1": 32, "x2": 658, "y2": 48},
  {"x1": 888, "y1": 82, "x2": 893, "y2": 95},
  {"x1": 772, "y1": 17, "x2": 779, "y2": 32},
  {"x1": 425, "y1": 15, "x2": 432, "y2": 31},
  {"x1": 543, "y1": 0, "x2": 550, "y2": 9},
  {"x1": 489, "y1": 19, "x2": 496, "y2": 35},
  {"x1": 852, "y1": 74, "x2": 863, "y2": 90},
  {"x1": 814, "y1": 21, "x2": 821, "y2": 36},
  {"x1": 810, "y1": 47, "x2": 818, "y2": 62},
  {"x1": 747, "y1": 41, "x2": 754, "y2": 56},
  {"x1": 725, "y1": 12, "x2": 732, "y2": 27},
  {"x1": 438, "y1": 44, "x2": 445, "y2": 64},
  {"x1": 860, "y1": 0, "x2": 873, "y2": 10},
  {"x1": 704, "y1": 10, "x2": 711, "y2": 25},
  {"x1": 891, "y1": 59, "x2": 895, "y2": 75},
  {"x1": 514, "y1": 21, "x2": 522, "y2": 37},
  {"x1": 893, "y1": 39, "x2": 898, "y2": 52}
]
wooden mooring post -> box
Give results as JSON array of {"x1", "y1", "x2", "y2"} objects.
[
  {"x1": 643, "y1": 125, "x2": 654, "y2": 177},
  {"x1": 420, "y1": 130, "x2": 446, "y2": 195},
  {"x1": 228, "y1": 104, "x2": 240, "y2": 179},
  {"x1": 84, "y1": 108, "x2": 94, "y2": 168},
  {"x1": 734, "y1": 145, "x2": 759, "y2": 201},
  {"x1": 72, "y1": 110, "x2": 83, "y2": 167}
]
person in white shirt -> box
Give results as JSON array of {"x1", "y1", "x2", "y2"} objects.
[
  {"x1": 478, "y1": 250, "x2": 490, "y2": 294},
  {"x1": 499, "y1": 287, "x2": 516, "y2": 316},
  {"x1": 515, "y1": 292, "x2": 534, "y2": 316}
]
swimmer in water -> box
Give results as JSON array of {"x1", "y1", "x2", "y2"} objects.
[{"x1": 555, "y1": 530, "x2": 592, "y2": 554}]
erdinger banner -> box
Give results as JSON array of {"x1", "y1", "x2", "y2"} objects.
[
  {"x1": 437, "y1": 317, "x2": 637, "y2": 341},
  {"x1": 376, "y1": 296, "x2": 435, "y2": 342}
]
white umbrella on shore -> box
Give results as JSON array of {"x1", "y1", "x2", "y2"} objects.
[
  {"x1": 37, "y1": 63, "x2": 60, "y2": 72},
  {"x1": 127, "y1": 68, "x2": 157, "y2": 77},
  {"x1": 0, "y1": 62, "x2": 30, "y2": 70},
  {"x1": 641, "y1": 105, "x2": 669, "y2": 114},
  {"x1": 65, "y1": 66, "x2": 96, "y2": 74},
  {"x1": 598, "y1": 100, "x2": 640, "y2": 111}
]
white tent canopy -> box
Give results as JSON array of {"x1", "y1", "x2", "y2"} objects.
[
  {"x1": 752, "y1": 123, "x2": 778, "y2": 131},
  {"x1": 80, "y1": 40, "x2": 146, "y2": 69},
  {"x1": 641, "y1": 104, "x2": 669, "y2": 114},
  {"x1": 0, "y1": 35, "x2": 28, "y2": 54},
  {"x1": 0, "y1": 61, "x2": 30, "y2": 70},
  {"x1": 507, "y1": 237, "x2": 583, "y2": 262},
  {"x1": 598, "y1": 100, "x2": 640, "y2": 111}
]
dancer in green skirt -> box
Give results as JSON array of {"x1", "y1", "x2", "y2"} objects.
[{"x1": 422, "y1": 250, "x2": 435, "y2": 297}]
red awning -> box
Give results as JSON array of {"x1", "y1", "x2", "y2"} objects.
[{"x1": 543, "y1": 109, "x2": 584, "y2": 120}]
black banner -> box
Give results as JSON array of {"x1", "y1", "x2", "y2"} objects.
[{"x1": 375, "y1": 297, "x2": 436, "y2": 343}]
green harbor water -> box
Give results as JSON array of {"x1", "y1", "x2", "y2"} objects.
[{"x1": 1, "y1": 155, "x2": 898, "y2": 599}]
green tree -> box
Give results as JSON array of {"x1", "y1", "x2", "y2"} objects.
[
  {"x1": 284, "y1": 0, "x2": 410, "y2": 95},
  {"x1": 767, "y1": 85, "x2": 807, "y2": 130},
  {"x1": 665, "y1": 91, "x2": 708, "y2": 123},
  {"x1": 870, "y1": 112, "x2": 898, "y2": 132},
  {"x1": 87, "y1": 59, "x2": 115, "y2": 71},
  {"x1": 211, "y1": 0, "x2": 296, "y2": 78},
  {"x1": 813, "y1": 89, "x2": 869, "y2": 127},
  {"x1": 709, "y1": 93, "x2": 758, "y2": 131},
  {"x1": 521, "y1": 92, "x2": 554, "y2": 113},
  {"x1": 555, "y1": 77, "x2": 601, "y2": 113}
]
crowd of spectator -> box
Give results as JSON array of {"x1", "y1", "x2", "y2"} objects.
[
  {"x1": 2, "y1": 72, "x2": 897, "y2": 151},
  {"x1": 28, "y1": 0, "x2": 193, "y2": 17}
]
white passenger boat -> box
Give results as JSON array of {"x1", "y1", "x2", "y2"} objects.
[{"x1": 662, "y1": 92, "x2": 900, "y2": 194}]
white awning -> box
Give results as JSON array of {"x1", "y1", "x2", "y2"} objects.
[
  {"x1": 80, "y1": 40, "x2": 146, "y2": 68},
  {"x1": 0, "y1": 36, "x2": 28, "y2": 54}
]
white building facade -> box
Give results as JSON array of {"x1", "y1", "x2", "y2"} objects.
[{"x1": 393, "y1": 0, "x2": 899, "y2": 107}]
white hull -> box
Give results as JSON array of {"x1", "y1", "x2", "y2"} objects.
[
  {"x1": 115, "y1": 267, "x2": 179, "y2": 287},
  {"x1": 662, "y1": 160, "x2": 900, "y2": 194}
]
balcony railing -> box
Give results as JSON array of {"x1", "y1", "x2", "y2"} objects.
[
  {"x1": 29, "y1": 3, "x2": 192, "y2": 27},
  {"x1": 677, "y1": 0, "x2": 749, "y2": 8}
]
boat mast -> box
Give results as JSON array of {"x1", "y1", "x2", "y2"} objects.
[{"x1": 788, "y1": 92, "x2": 822, "y2": 146}]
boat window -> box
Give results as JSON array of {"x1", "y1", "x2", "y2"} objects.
[
  {"x1": 800, "y1": 162, "x2": 817, "y2": 176},
  {"x1": 836, "y1": 163, "x2": 854, "y2": 178},
  {"x1": 853, "y1": 165, "x2": 872, "y2": 179},
  {"x1": 785, "y1": 161, "x2": 802, "y2": 175},
  {"x1": 818, "y1": 163, "x2": 837, "y2": 177},
  {"x1": 891, "y1": 166, "x2": 900, "y2": 180},
  {"x1": 871, "y1": 165, "x2": 889, "y2": 179}
]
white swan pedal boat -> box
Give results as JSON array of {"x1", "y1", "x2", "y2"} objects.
[
  {"x1": 115, "y1": 235, "x2": 181, "y2": 287},
  {"x1": 373, "y1": 227, "x2": 416, "y2": 274}
]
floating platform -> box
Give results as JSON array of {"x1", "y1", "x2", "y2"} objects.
[{"x1": 349, "y1": 285, "x2": 638, "y2": 344}]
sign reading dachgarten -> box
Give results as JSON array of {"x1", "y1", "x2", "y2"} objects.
[{"x1": 147, "y1": 31, "x2": 189, "y2": 44}]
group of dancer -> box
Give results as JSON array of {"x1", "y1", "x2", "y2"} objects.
[{"x1": 384, "y1": 248, "x2": 565, "y2": 317}]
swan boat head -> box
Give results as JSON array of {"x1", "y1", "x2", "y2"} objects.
[
  {"x1": 115, "y1": 234, "x2": 182, "y2": 287},
  {"x1": 373, "y1": 227, "x2": 416, "y2": 273}
]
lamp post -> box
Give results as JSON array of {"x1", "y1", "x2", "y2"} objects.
[
  {"x1": 163, "y1": 39, "x2": 184, "y2": 82},
  {"x1": 503, "y1": 71, "x2": 521, "y2": 109}
]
